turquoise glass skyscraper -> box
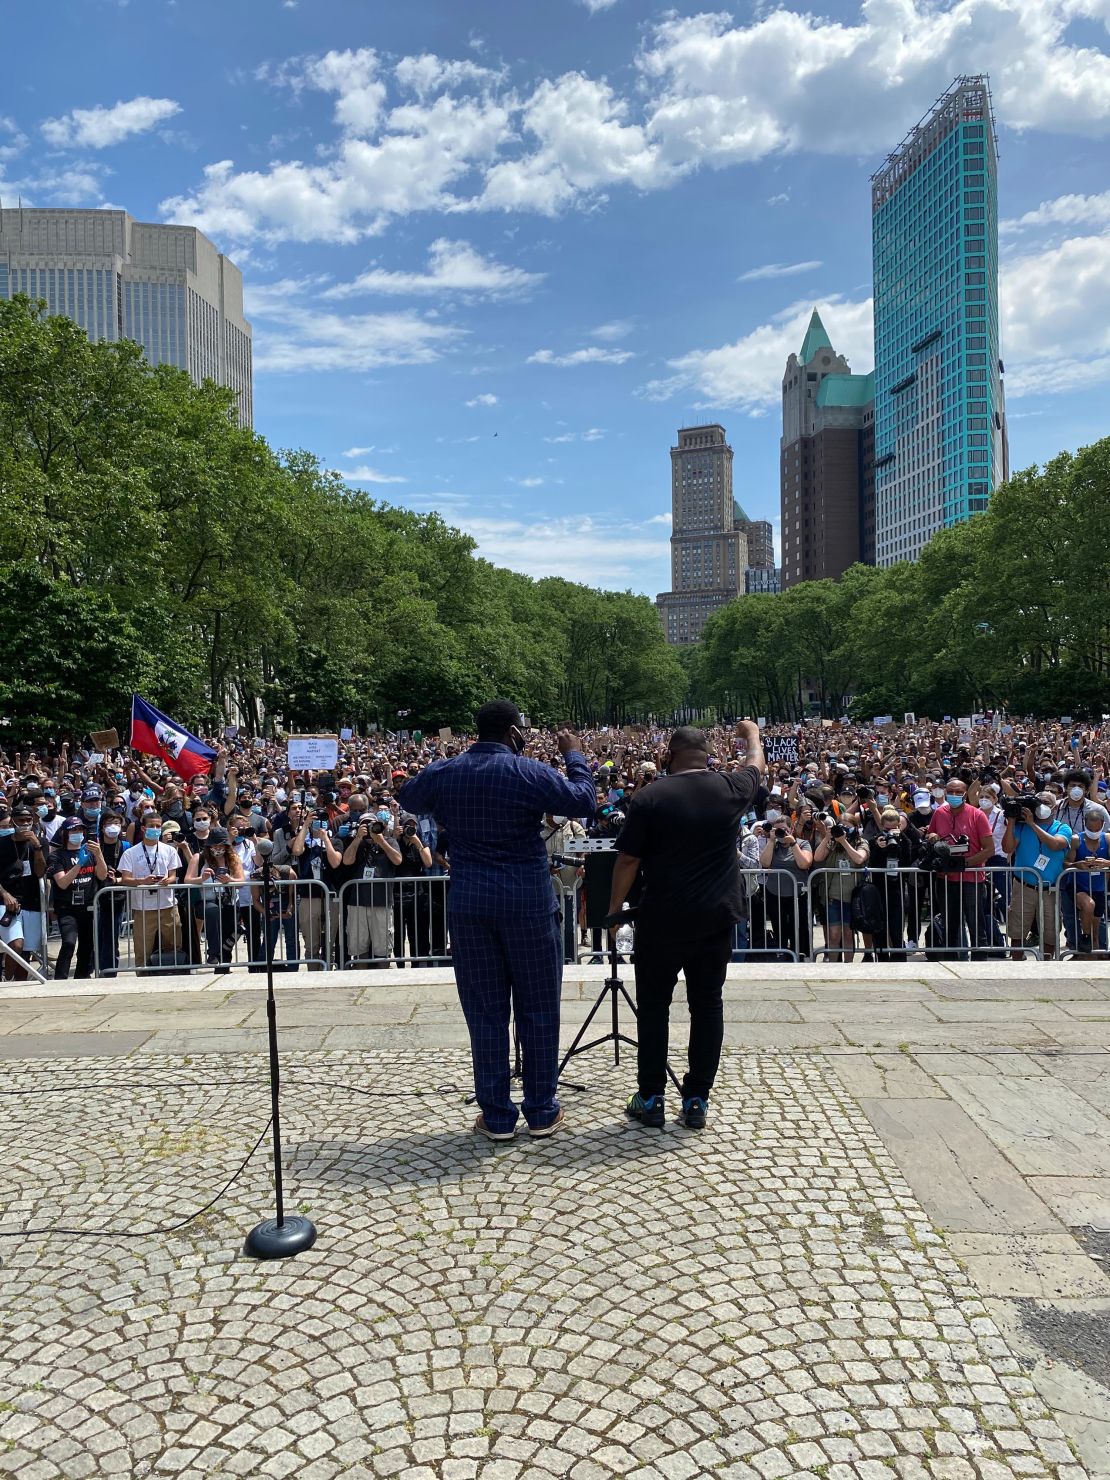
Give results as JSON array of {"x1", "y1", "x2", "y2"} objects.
[{"x1": 871, "y1": 77, "x2": 1008, "y2": 566}]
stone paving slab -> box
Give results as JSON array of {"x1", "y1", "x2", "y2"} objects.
[{"x1": 0, "y1": 1047, "x2": 1098, "y2": 1480}]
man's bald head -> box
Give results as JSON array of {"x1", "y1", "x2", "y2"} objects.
[{"x1": 666, "y1": 726, "x2": 709, "y2": 773}]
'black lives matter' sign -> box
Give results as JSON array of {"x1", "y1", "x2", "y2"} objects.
[{"x1": 765, "y1": 737, "x2": 799, "y2": 764}]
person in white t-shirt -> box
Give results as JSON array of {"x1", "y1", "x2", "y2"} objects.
[{"x1": 118, "y1": 814, "x2": 182, "y2": 967}]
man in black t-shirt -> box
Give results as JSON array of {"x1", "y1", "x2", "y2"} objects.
[{"x1": 608, "y1": 720, "x2": 765, "y2": 1131}]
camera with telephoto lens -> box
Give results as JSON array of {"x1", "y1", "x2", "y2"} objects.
[
  {"x1": 924, "y1": 835, "x2": 970, "y2": 871},
  {"x1": 830, "y1": 822, "x2": 846, "y2": 839},
  {"x1": 774, "y1": 826, "x2": 787, "y2": 839},
  {"x1": 370, "y1": 820, "x2": 386, "y2": 835},
  {"x1": 402, "y1": 822, "x2": 417, "y2": 838},
  {"x1": 1002, "y1": 789, "x2": 1037, "y2": 823}
]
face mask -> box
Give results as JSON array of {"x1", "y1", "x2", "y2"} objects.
[
  {"x1": 69, "y1": 833, "x2": 85, "y2": 847},
  {"x1": 946, "y1": 795, "x2": 964, "y2": 808},
  {"x1": 0, "y1": 827, "x2": 13, "y2": 838},
  {"x1": 1069, "y1": 786, "x2": 1085, "y2": 801},
  {"x1": 144, "y1": 826, "x2": 161, "y2": 843},
  {"x1": 551, "y1": 816, "x2": 567, "y2": 826},
  {"x1": 83, "y1": 806, "x2": 100, "y2": 819},
  {"x1": 980, "y1": 800, "x2": 993, "y2": 813},
  {"x1": 377, "y1": 809, "x2": 391, "y2": 822},
  {"x1": 875, "y1": 794, "x2": 889, "y2": 806},
  {"x1": 36, "y1": 805, "x2": 49, "y2": 819},
  {"x1": 1085, "y1": 827, "x2": 1103, "y2": 841},
  {"x1": 1035, "y1": 804, "x2": 1053, "y2": 821},
  {"x1": 765, "y1": 809, "x2": 782, "y2": 823},
  {"x1": 194, "y1": 821, "x2": 210, "y2": 835},
  {"x1": 931, "y1": 787, "x2": 945, "y2": 800},
  {"x1": 103, "y1": 825, "x2": 121, "y2": 840}
]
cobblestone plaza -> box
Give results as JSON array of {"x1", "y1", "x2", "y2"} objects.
[{"x1": 1, "y1": 967, "x2": 1108, "y2": 1478}]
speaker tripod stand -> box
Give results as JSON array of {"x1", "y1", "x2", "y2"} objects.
[{"x1": 558, "y1": 910, "x2": 681, "y2": 1093}]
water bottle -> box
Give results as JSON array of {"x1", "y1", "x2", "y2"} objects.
[{"x1": 615, "y1": 922, "x2": 634, "y2": 954}]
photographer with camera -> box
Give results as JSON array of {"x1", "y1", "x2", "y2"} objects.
[
  {"x1": 392, "y1": 813, "x2": 435, "y2": 966},
  {"x1": 926, "y1": 779, "x2": 995, "y2": 957},
  {"x1": 1002, "y1": 790, "x2": 1072, "y2": 960},
  {"x1": 811, "y1": 816, "x2": 869, "y2": 961},
  {"x1": 341, "y1": 807, "x2": 403, "y2": 967},
  {"x1": 758, "y1": 808, "x2": 814, "y2": 960},
  {"x1": 291, "y1": 805, "x2": 343, "y2": 968},
  {"x1": 184, "y1": 825, "x2": 242, "y2": 969}
]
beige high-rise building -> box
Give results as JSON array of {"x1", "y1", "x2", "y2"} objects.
[
  {"x1": 0, "y1": 208, "x2": 252, "y2": 426},
  {"x1": 656, "y1": 424, "x2": 748, "y2": 645}
]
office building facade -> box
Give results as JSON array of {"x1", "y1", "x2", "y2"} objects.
[
  {"x1": 744, "y1": 566, "x2": 781, "y2": 595},
  {"x1": 0, "y1": 208, "x2": 252, "y2": 426},
  {"x1": 871, "y1": 76, "x2": 1006, "y2": 565},
  {"x1": 656, "y1": 423, "x2": 750, "y2": 644},
  {"x1": 780, "y1": 310, "x2": 875, "y2": 588}
]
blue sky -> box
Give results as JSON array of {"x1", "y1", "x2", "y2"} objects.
[{"x1": 5, "y1": 0, "x2": 1110, "y2": 595}]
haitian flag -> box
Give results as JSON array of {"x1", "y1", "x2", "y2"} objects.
[{"x1": 130, "y1": 695, "x2": 218, "y2": 781}]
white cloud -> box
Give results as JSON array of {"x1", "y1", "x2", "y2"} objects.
[
  {"x1": 164, "y1": 4, "x2": 1110, "y2": 244},
  {"x1": 639, "y1": 5, "x2": 1110, "y2": 170},
  {"x1": 588, "y1": 319, "x2": 634, "y2": 341},
  {"x1": 394, "y1": 54, "x2": 502, "y2": 97},
  {"x1": 528, "y1": 346, "x2": 634, "y2": 367},
  {"x1": 739, "y1": 260, "x2": 822, "y2": 282},
  {"x1": 342, "y1": 445, "x2": 375, "y2": 457},
  {"x1": 466, "y1": 392, "x2": 499, "y2": 407},
  {"x1": 646, "y1": 512, "x2": 673, "y2": 525},
  {"x1": 511, "y1": 476, "x2": 547, "y2": 487},
  {"x1": 326, "y1": 238, "x2": 543, "y2": 300},
  {"x1": 578, "y1": 0, "x2": 620, "y2": 10},
  {"x1": 460, "y1": 513, "x2": 670, "y2": 588},
  {"x1": 161, "y1": 90, "x2": 512, "y2": 245},
  {"x1": 1001, "y1": 231, "x2": 1110, "y2": 395},
  {"x1": 544, "y1": 427, "x2": 606, "y2": 443},
  {"x1": 336, "y1": 465, "x2": 408, "y2": 484},
  {"x1": 767, "y1": 191, "x2": 790, "y2": 206},
  {"x1": 1002, "y1": 190, "x2": 1110, "y2": 234},
  {"x1": 0, "y1": 116, "x2": 26, "y2": 164},
  {"x1": 42, "y1": 96, "x2": 181, "y2": 149},
  {"x1": 252, "y1": 308, "x2": 461, "y2": 373},
  {"x1": 640, "y1": 296, "x2": 873, "y2": 414},
  {"x1": 243, "y1": 275, "x2": 331, "y2": 317},
  {"x1": 479, "y1": 72, "x2": 672, "y2": 214}
]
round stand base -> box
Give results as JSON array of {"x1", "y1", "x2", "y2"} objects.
[{"x1": 244, "y1": 1215, "x2": 317, "y2": 1260}]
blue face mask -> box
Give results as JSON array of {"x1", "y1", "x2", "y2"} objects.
[
  {"x1": 0, "y1": 827, "x2": 13, "y2": 838},
  {"x1": 83, "y1": 806, "x2": 101, "y2": 819},
  {"x1": 69, "y1": 833, "x2": 85, "y2": 847},
  {"x1": 144, "y1": 826, "x2": 161, "y2": 843},
  {"x1": 875, "y1": 793, "x2": 889, "y2": 806},
  {"x1": 36, "y1": 805, "x2": 49, "y2": 819},
  {"x1": 377, "y1": 809, "x2": 391, "y2": 822},
  {"x1": 946, "y1": 794, "x2": 964, "y2": 808}
]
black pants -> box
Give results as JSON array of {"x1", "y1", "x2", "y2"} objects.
[
  {"x1": 633, "y1": 923, "x2": 732, "y2": 1101},
  {"x1": 393, "y1": 889, "x2": 432, "y2": 965},
  {"x1": 55, "y1": 907, "x2": 95, "y2": 980},
  {"x1": 928, "y1": 878, "x2": 983, "y2": 959}
]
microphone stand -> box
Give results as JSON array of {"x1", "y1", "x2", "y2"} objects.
[{"x1": 244, "y1": 839, "x2": 317, "y2": 1260}]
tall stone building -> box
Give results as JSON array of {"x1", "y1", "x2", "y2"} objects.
[
  {"x1": 0, "y1": 207, "x2": 252, "y2": 426},
  {"x1": 656, "y1": 423, "x2": 749, "y2": 645},
  {"x1": 780, "y1": 310, "x2": 874, "y2": 589}
]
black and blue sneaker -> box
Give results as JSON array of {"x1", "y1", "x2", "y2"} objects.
[
  {"x1": 681, "y1": 1096, "x2": 708, "y2": 1130},
  {"x1": 625, "y1": 1092, "x2": 665, "y2": 1128}
]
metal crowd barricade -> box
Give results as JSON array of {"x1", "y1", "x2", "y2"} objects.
[
  {"x1": 734, "y1": 867, "x2": 805, "y2": 962},
  {"x1": 91, "y1": 878, "x2": 335, "y2": 976},
  {"x1": 805, "y1": 863, "x2": 1052, "y2": 961},
  {"x1": 336, "y1": 874, "x2": 452, "y2": 970}
]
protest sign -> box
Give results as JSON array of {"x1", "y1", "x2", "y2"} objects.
[
  {"x1": 439, "y1": 727, "x2": 453, "y2": 744},
  {"x1": 287, "y1": 734, "x2": 339, "y2": 771},
  {"x1": 339, "y1": 727, "x2": 353, "y2": 741},
  {"x1": 766, "y1": 736, "x2": 799, "y2": 763},
  {"x1": 90, "y1": 728, "x2": 119, "y2": 750}
]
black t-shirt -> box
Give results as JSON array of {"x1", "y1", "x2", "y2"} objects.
[
  {"x1": 49, "y1": 846, "x2": 99, "y2": 911},
  {"x1": 616, "y1": 765, "x2": 761, "y2": 936},
  {"x1": 0, "y1": 834, "x2": 46, "y2": 909}
]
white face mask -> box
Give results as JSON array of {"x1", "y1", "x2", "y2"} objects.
[
  {"x1": 765, "y1": 809, "x2": 782, "y2": 823},
  {"x1": 103, "y1": 824, "x2": 122, "y2": 840},
  {"x1": 980, "y1": 800, "x2": 994, "y2": 813},
  {"x1": 550, "y1": 816, "x2": 567, "y2": 826},
  {"x1": 1085, "y1": 827, "x2": 1103, "y2": 841},
  {"x1": 931, "y1": 787, "x2": 945, "y2": 800},
  {"x1": 1069, "y1": 786, "x2": 1085, "y2": 801},
  {"x1": 1035, "y1": 804, "x2": 1053, "y2": 821}
]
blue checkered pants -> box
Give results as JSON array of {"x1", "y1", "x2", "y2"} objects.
[{"x1": 449, "y1": 910, "x2": 563, "y2": 1134}]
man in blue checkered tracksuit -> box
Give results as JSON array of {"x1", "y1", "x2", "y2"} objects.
[{"x1": 399, "y1": 701, "x2": 596, "y2": 1140}]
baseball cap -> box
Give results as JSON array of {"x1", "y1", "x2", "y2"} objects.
[
  {"x1": 912, "y1": 789, "x2": 931, "y2": 807},
  {"x1": 62, "y1": 816, "x2": 86, "y2": 833},
  {"x1": 81, "y1": 785, "x2": 103, "y2": 801}
]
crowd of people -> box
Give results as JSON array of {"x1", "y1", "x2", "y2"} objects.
[{"x1": 0, "y1": 715, "x2": 1107, "y2": 980}]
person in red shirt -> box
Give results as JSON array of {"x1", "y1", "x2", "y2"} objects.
[{"x1": 927, "y1": 778, "x2": 995, "y2": 957}]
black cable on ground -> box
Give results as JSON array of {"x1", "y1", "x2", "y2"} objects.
[{"x1": 0, "y1": 1078, "x2": 465, "y2": 1242}]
